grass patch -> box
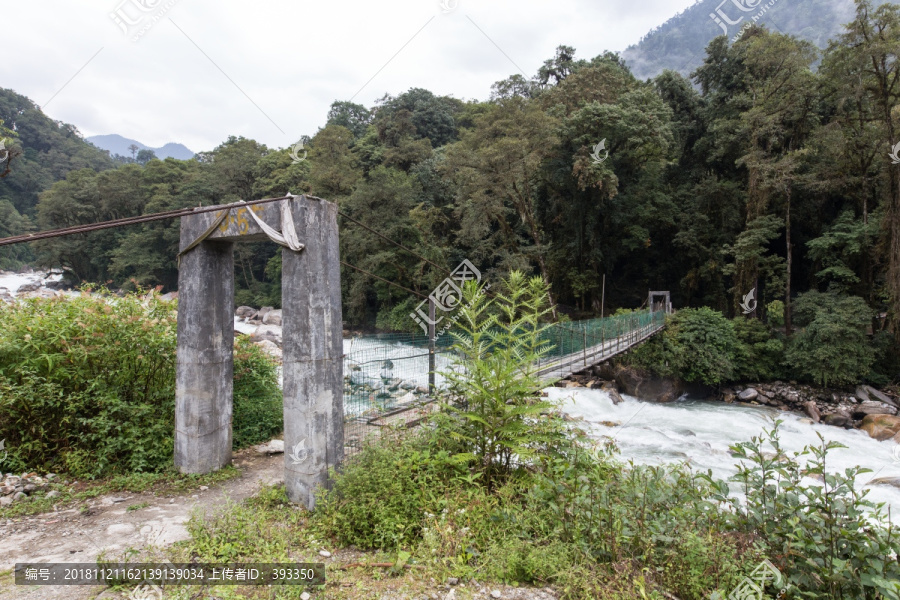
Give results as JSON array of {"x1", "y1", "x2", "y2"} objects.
[{"x1": 0, "y1": 465, "x2": 241, "y2": 519}]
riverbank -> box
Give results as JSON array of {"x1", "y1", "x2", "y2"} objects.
[{"x1": 560, "y1": 362, "x2": 900, "y2": 447}]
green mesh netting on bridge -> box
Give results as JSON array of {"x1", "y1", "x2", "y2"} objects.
[{"x1": 340, "y1": 310, "x2": 667, "y2": 454}]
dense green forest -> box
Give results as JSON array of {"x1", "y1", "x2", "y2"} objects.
[{"x1": 2, "y1": 0, "x2": 899, "y2": 383}]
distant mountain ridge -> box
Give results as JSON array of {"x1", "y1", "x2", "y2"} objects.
[
  {"x1": 87, "y1": 134, "x2": 194, "y2": 160},
  {"x1": 621, "y1": 0, "x2": 865, "y2": 80}
]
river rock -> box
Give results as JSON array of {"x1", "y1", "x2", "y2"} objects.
[
  {"x1": 262, "y1": 309, "x2": 283, "y2": 326},
  {"x1": 397, "y1": 392, "x2": 416, "y2": 405},
  {"x1": 866, "y1": 477, "x2": 900, "y2": 490},
  {"x1": 864, "y1": 385, "x2": 899, "y2": 409},
  {"x1": 257, "y1": 306, "x2": 274, "y2": 322},
  {"x1": 823, "y1": 413, "x2": 852, "y2": 428},
  {"x1": 16, "y1": 282, "x2": 41, "y2": 293},
  {"x1": 738, "y1": 388, "x2": 759, "y2": 401},
  {"x1": 859, "y1": 414, "x2": 900, "y2": 441},
  {"x1": 592, "y1": 362, "x2": 616, "y2": 380},
  {"x1": 854, "y1": 400, "x2": 897, "y2": 417},
  {"x1": 250, "y1": 324, "x2": 282, "y2": 346},
  {"x1": 349, "y1": 371, "x2": 377, "y2": 387},
  {"x1": 0, "y1": 496, "x2": 12, "y2": 506},
  {"x1": 615, "y1": 366, "x2": 680, "y2": 402},
  {"x1": 255, "y1": 340, "x2": 282, "y2": 361},
  {"x1": 235, "y1": 305, "x2": 256, "y2": 319},
  {"x1": 803, "y1": 401, "x2": 821, "y2": 423}
]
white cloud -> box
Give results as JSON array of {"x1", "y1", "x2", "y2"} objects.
[{"x1": 1, "y1": 0, "x2": 696, "y2": 153}]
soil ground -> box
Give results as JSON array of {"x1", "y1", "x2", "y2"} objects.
[{"x1": 0, "y1": 449, "x2": 284, "y2": 600}]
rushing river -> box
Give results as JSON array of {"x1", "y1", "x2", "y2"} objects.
[{"x1": 551, "y1": 387, "x2": 900, "y2": 516}]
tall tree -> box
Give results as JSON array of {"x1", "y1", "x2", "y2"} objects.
[
  {"x1": 827, "y1": 0, "x2": 900, "y2": 338},
  {"x1": 444, "y1": 97, "x2": 561, "y2": 318}
]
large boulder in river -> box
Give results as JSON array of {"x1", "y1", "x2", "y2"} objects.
[
  {"x1": 823, "y1": 413, "x2": 852, "y2": 428},
  {"x1": 263, "y1": 309, "x2": 283, "y2": 326},
  {"x1": 853, "y1": 400, "x2": 897, "y2": 418},
  {"x1": 856, "y1": 385, "x2": 899, "y2": 409},
  {"x1": 803, "y1": 401, "x2": 821, "y2": 423},
  {"x1": 738, "y1": 388, "x2": 759, "y2": 402},
  {"x1": 614, "y1": 366, "x2": 680, "y2": 402},
  {"x1": 235, "y1": 306, "x2": 256, "y2": 319},
  {"x1": 591, "y1": 362, "x2": 616, "y2": 381},
  {"x1": 250, "y1": 324, "x2": 282, "y2": 346},
  {"x1": 859, "y1": 414, "x2": 900, "y2": 441},
  {"x1": 16, "y1": 282, "x2": 41, "y2": 293}
]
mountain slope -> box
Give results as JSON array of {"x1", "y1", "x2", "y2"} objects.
[
  {"x1": 0, "y1": 88, "x2": 115, "y2": 217},
  {"x1": 621, "y1": 0, "x2": 859, "y2": 80},
  {"x1": 87, "y1": 134, "x2": 194, "y2": 160}
]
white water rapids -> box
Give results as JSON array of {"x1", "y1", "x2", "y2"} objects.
[{"x1": 551, "y1": 387, "x2": 900, "y2": 517}]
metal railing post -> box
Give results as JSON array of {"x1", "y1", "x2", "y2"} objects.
[
  {"x1": 583, "y1": 325, "x2": 587, "y2": 366},
  {"x1": 428, "y1": 298, "x2": 436, "y2": 393}
]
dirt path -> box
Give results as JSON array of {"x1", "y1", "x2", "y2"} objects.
[{"x1": 0, "y1": 449, "x2": 285, "y2": 600}]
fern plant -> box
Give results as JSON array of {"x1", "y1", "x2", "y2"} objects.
[{"x1": 440, "y1": 271, "x2": 561, "y2": 490}]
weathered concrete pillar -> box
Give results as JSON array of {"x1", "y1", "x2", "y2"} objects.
[
  {"x1": 174, "y1": 238, "x2": 234, "y2": 473},
  {"x1": 281, "y1": 197, "x2": 344, "y2": 508}
]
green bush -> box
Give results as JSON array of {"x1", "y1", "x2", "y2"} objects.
[
  {"x1": 232, "y1": 336, "x2": 283, "y2": 448},
  {"x1": 722, "y1": 422, "x2": 900, "y2": 599},
  {"x1": 0, "y1": 289, "x2": 282, "y2": 477},
  {"x1": 785, "y1": 291, "x2": 875, "y2": 386},
  {"x1": 732, "y1": 317, "x2": 784, "y2": 381},
  {"x1": 629, "y1": 307, "x2": 741, "y2": 385},
  {"x1": 313, "y1": 429, "x2": 469, "y2": 550}
]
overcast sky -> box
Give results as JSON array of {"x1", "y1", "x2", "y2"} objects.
[{"x1": 2, "y1": 0, "x2": 698, "y2": 153}]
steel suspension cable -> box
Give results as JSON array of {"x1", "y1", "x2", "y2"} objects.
[
  {"x1": 0, "y1": 195, "x2": 294, "y2": 247},
  {"x1": 339, "y1": 260, "x2": 427, "y2": 299},
  {"x1": 336, "y1": 211, "x2": 453, "y2": 277},
  {"x1": 0, "y1": 196, "x2": 447, "y2": 300}
]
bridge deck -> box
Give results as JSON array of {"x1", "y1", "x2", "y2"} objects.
[{"x1": 535, "y1": 321, "x2": 665, "y2": 382}]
